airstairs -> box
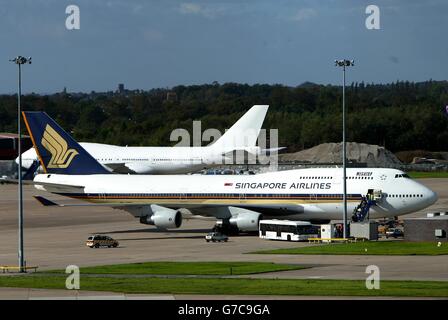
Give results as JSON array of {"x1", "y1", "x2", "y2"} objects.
[{"x1": 351, "y1": 189, "x2": 382, "y2": 222}]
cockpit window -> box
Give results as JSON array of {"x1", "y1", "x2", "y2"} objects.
[{"x1": 395, "y1": 173, "x2": 410, "y2": 178}]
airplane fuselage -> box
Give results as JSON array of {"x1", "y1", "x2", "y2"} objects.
[
  {"x1": 21, "y1": 142, "x2": 231, "y2": 174},
  {"x1": 19, "y1": 105, "x2": 270, "y2": 175},
  {"x1": 34, "y1": 167, "x2": 437, "y2": 221}
]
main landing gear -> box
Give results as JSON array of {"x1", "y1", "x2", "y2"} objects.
[{"x1": 212, "y1": 220, "x2": 240, "y2": 235}]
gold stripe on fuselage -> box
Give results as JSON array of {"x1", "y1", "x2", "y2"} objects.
[{"x1": 65, "y1": 196, "x2": 361, "y2": 205}]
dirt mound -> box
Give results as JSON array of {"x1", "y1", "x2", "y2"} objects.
[{"x1": 279, "y1": 142, "x2": 402, "y2": 166}]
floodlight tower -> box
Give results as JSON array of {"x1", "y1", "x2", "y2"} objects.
[
  {"x1": 9, "y1": 56, "x2": 32, "y2": 272},
  {"x1": 335, "y1": 59, "x2": 354, "y2": 239}
]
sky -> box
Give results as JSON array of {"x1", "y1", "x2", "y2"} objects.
[{"x1": 0, "y1": 0, "x2": 447, "y2": 93}]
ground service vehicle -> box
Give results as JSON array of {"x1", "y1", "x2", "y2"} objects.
[
  {"x1": 86, "y1": 235, "x2": 119, "y2": 248},
  {"x1": 259, "y1": 220, "x2": 319, "y2": 241},
  {"x1": 385, "y1": 228, "x2": 404, "y2": 238},
  {"x1": 205, "y1": 232, "x2": 229, "y2": 242}
]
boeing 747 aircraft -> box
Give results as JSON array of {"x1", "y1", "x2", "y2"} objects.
[
  {"x1": 23, "y1": 112, "x2": 437, "y2": 233},
  {"x1": 18, "y1": 105, "x2": 272, "y2": 174}
]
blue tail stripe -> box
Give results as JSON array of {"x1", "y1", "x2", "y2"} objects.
[{"x1": 22, "y1": 111, "x2": 110, "y2": 175}]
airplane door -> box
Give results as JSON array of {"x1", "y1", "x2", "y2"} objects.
[{"x1": 239, "y1": 193, "x2": 246, "y2": 203}]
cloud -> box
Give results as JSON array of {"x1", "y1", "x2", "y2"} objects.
[
  {"x1": 178, "y1": 2, "x2": 224, "y2": 19},
  {"x1": 179, "y1": 3, "x2": 202, "y2": 15},
  {"x1": 291, "y1": 8, "x2": 317, "y2": 22}
]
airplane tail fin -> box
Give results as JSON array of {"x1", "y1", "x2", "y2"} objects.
[
  {"x1": 22, "y1": 111, "x2": 110, "y2": 175},
  {"x1": 209, "y1": 105, "x2": 269, "y2": 153},
  {"x1": 22, "y1": 160, "x2": 40, "y2": 180}
]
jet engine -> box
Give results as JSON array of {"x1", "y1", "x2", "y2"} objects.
[
  {"x1": 229, "y1": 211, "x2": 261, "y2": 231},
  {"x1": 139, "y1": 206, "x2": 182, "y2": 229}
]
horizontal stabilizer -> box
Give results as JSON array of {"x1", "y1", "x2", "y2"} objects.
[
  {"x1": 0, "y1": 179, "x2": 81, "y2": 189},
  {"x1": 32, "y1": 180, "x2": 85, "y2": 194},
  {"x1": 261, "y1": 147, "x2": 287, "y2": 154},
  {"x1": 229, "y1": 146, "x2": 287, "y2": 155},
  {"x1": 33, "y1": 196, "x2": 59, "y2": 206},
  {"x1": 23, "y1": 160, "x2": 40, "y2": 180}
]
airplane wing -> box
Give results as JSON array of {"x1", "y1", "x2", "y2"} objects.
[
  {"x1": 103, "y1": 163, "x2": 137, "y2": 174},
  {"x1": 32, "y1": 195, "x2": 237, "y2": 210},
  {"x1": 33, "y1": 195, "x2": 155, "y2": 208},
  {"x1": 33, "y1": 194, "x2": 258, "y2": 211},
  {"x1": 32, "y1": 195, "x2": 310, "y2": 231},
  {"x1": 32, "y1": 196, "x2": 219, "y2": 221},
  {"x1": 32, "y1": 195, "x2": 303, "y2": 216}
]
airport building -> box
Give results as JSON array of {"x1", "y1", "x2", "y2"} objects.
[
  {"x1": 0, "y1": 133, "x2": 32, "y2": 177},
  {"x1": 404, "y1": 215, "x2": 448, "y2": 242},
  {"x1": 0, "y1": 133, "x2": 31, "y2": 160}
]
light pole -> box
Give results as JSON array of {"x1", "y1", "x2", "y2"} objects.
[
  {"x1": 335, "y1": 59, "x2": 354, "y2": 239},
  {"x1": 10, "y1": 56, "x2": 32, "y2": 272}
]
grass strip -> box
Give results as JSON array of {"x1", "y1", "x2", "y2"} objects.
[
  {"x1": 1, "y1": 275, "x2": 447, "y2": 297},
  {"x1": 252, "y1": 241, "x2": 448, "y2": 255},
  {"x1": 408, "y1": 171, "x2": 448, "y2": 179},
  {"x1": 47, "y1": 261, "x2": 305, "y2": 275}
]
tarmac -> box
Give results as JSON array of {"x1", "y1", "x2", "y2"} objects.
[
  {"x1": 0, "y1": 179, "x2": 447, "y2": 299},
  {"x1": 0, "y1": 288, "x2": 444, "y2": 300}
]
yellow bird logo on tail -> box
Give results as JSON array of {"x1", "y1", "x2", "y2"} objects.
[{"x1": 41, "y1": 124, "x2": 79, "y2": 168}]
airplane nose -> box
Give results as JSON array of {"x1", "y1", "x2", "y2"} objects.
[
  {"x1": 429, "y1": 190, "x2": 438, "y2": 205},
  {"x1": 424, "y1": 188, "x2": 438, "y2": 206}
]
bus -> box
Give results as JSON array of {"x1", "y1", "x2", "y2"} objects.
[{"x1": 259, "y1": 220, "x2": 320, "y2": 241}]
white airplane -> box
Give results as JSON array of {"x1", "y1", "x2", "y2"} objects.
[
  {"x1": 18, "y1": 105, "x2": 273, "y2": 174},
  {"x1": 23, "y1": 112, "x2": 438, "y2": 233}
]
